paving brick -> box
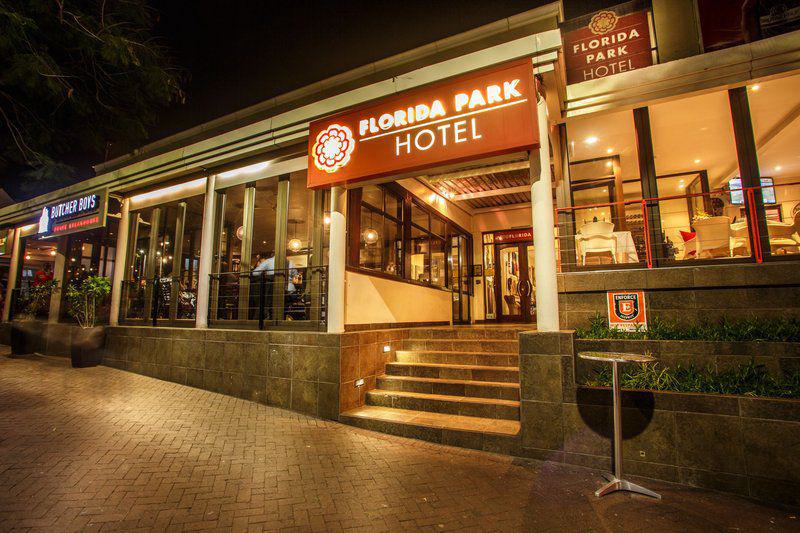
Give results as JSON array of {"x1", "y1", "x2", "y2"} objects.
[{"x1": 0, "y1": 353, "x2": 795, "y2": 531}]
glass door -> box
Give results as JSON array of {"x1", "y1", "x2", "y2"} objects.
[
  {"x1": 449, "y1": 234, "x2": 471, "y2": 324},
  {"x1": 495, "y1": 242, "x2": 534, "y2": 322}
]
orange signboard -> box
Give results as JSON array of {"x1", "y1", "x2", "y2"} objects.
[
  {"x1": 307, "y1": 59, "x2": 539, "y2": 188},
  {"x1": 563, "y1": 8, "x2": 653, "y2": 85},
  {"x1": 607, "y1": 290, "x2": 647, "y2": 331}
]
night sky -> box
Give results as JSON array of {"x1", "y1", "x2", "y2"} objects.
[{"x1": 4, "y1": 0, "x2": 607, "y2": 199}]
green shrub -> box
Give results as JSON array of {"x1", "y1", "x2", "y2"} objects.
[
  {"x1": 17, "y1": 279, "x2": 58, "y2": 318},
  {"x1": 576, "y1": 313, "x2": 800, "y2": 342},
  {"x1": 585, "y1": 360, "x2": 800, "y2": 399},
  {"x1": 65, "y1": 276, "x2": 111, "y2": 328}
]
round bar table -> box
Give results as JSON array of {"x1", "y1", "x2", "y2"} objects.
[{"x1": 578, "y1": 351, "x2": 661, "y2": 499}]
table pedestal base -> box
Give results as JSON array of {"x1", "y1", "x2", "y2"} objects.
[{"x1": 595, "y1": 472, "x2": 661, "y2": 499}]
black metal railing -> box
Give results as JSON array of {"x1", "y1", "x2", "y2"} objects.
[
  {"x1": 209, "y1": 266, "x2": 327, "y2": 330},
  {"x1": 121, "y1": 275, "x2": 198, "y2": 326}
]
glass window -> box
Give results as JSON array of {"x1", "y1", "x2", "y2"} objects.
[
  {"x1": 251, "y1": 176, "x2": 279, "y2": 269},
  {"x1": 748, "y1": 74, "x2": 800, "y2": 257},
  {"x1": 566, "y1": 109, "x2": 644, "y2": 267},
  {"x1": 430, "y1": 237, "x2": 446, "y2": 287},
  {"x1": 650, "y1": 89, "x2": 748, "y2": 261},
  {"x1": 358, "y1": 186, "x2": 403, "y2": 276},
  {"x1": 410, "y1": 224, "x2": 429, "y2": 283},
  {"x1": 216, "y1": 184, "x2": 246, "y2": 274}
]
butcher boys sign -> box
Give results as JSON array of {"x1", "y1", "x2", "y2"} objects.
[
  {"x1": 562, "y1": 6, "x2": 654, "y2": 85},
  {"x1": 307, "y1": 59, "x2": 538, "y2": 188}
]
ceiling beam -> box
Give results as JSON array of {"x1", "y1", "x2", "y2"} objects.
[
  {"x1": 425, "y1": 161, "x2": 529, "y2": 183},
  {"x1": 454, "y1": 185, "x2": 531, "y2": 201}
]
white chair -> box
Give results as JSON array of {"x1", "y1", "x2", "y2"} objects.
[
  {"x1": 577, "y1": 221, "x2": 616, "y2": 265},
  {"x1": 768, "y1": 221, "x2": 800, "y2": 255},
  {"x1": 694, "y1": 216, "x2": 733, "y2": 259}
]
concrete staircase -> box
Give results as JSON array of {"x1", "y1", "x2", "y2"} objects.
[{"x1": 341, "y1": 326, "x2": 527, "y2": 450}]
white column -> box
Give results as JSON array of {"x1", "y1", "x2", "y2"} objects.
[
  {"x1": 327, "y1": 186, "x2": 346, "y2": 334},
  {"x1": 2, "y1": 228, "x2": 23, "y2": 322},
  {"x1": 108, "y1": 198, "x2": 130, "y2": 326},
  {"x1": 195, "y1": 175, "x2": 217, "y2": 328},
  {"x1": 532, "y1": 94, "x2": 560, "y2": 332}
]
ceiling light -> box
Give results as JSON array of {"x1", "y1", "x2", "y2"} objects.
[
  {"x1": 584, "y1": 136, "x2": 598, "y2": 144},
  {"x1": 323, "y1": 214, "x2": 331, "y2": 225},
  {"x1": 750, "y1": 84, "x2": 760, "y2": 91},
  {"x1": 25, "y1": 254, "x2": 31, "y2": 260},
  {"x1": 287, "y1": 238, "x2": 303, "y2": 252},
  {"x1": 605, "y1": 161, "x2": 613, "y2": 168},
  {"x1": 49, "y1": 250, "x2": 56, "y2": 256},
  {"x1": 363, "y1": 228, "x2": 379, "y2": 245},
  {"x1": 694, "y1": 159, "x2": 701, "y2": 164},
  {"x1": 775, "y1": 165, "x2": 782, "y2": 171},
  {"x1": 606, "y1": 148, "x2": 613, "y2": 154}
]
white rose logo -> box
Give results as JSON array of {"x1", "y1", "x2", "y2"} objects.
[{"x1": 312, "y1": 124, "x2": 355, "y2": 173}]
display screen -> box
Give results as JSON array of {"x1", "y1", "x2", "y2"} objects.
[{"x1": 729, "y1": 177, "x2": 776, "y2": 205}]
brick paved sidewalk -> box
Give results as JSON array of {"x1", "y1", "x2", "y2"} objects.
[{"x1": 0, "y1": 354, "x2": 796, "y2": 532}]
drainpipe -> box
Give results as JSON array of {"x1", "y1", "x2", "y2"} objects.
[
  {"x1": 327, "y1": 186, "x2": 346, "y2": 333},
  {"x1": 531, "y1": 90, "x2": 560, "y2": 332},
  {"x1": 195, "y1": 175, "x2": 217, "y2": 328},
  {"x1": 109, "y1": 198, "x2": 130, "y2": 326},
  {"x1": 2, "y1": 227, "x2": 22, "y2": 322}
]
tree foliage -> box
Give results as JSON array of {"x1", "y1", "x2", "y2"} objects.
[{"x1": 0, "y1": 0, "x2": 184, "y2": 180}]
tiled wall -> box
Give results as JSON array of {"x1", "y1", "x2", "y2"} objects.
[
  {"x1": 558, "y1": 262, "x2": 800, "y2": 330},
  {"x1": 519, "y1": 330, "x2": 800, "y2": 507},
  {"x1": 339, "y1": 328, "x2": 409, "y2": 412},
  {"x1": 103, "y1": 327, "x2": 341, "y2": 419}
]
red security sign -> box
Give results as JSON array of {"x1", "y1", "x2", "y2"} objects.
[
  {"x1": 607, "y1": 290, "x2": 647, "y2": 331},
  {"x1": 563, "y1": 8, "x2": 654, "y2": 85},
  {"x1": 307, "y1": 59, "x2": 539, "y2": 188}
]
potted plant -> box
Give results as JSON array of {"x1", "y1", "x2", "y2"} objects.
[
  {"x1": 65, "y1": 276, "x2": 111, "y2": 367},
  {"x1": 10, "y1": 280, "x2": 58, "y2": 355}
]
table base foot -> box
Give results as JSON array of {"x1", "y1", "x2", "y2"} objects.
[{"x1": 595, "y1": 477, "x2": 661, "y2": 499}]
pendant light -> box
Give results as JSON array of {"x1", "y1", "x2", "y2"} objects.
[
  {"x1": 287, "y1": 219, "x2": 302, "y2": 252},
  {"x1": 363, "y1": 210, "x2": 379, "y2": 245}
]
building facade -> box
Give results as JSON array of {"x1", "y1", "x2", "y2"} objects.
[{"x1": 0, "y1": 1, "x2": 799, "y2": 498}]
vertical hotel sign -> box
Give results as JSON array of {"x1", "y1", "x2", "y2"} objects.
[
  {"x1": 306, "y1": 59, "x2": 538, "y2": 188},
  {"x1": 562, "y1": 5, "x2": 655, "y2": 85}
]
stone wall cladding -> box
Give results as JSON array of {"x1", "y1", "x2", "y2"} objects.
[
  {"x1": 339, "y1": 328, "x2": 410, "y2": 412},
  {"x1": 558, "y1": 262, "x2": 800, "y2": 330},
  {"x1": 103, "y1": 326, "x2": 341, "y2": 420},
  {"x1": 519, "y1": 330, "x2": 800, "y2": 507}
]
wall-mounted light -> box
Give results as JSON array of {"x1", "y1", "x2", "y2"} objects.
[
  {"x1": 49, "y1": 250, "x2": 57, "y2": 256},
  {"x1": 355, "y1": 378, "x2": 365, "y2": 387},
  {"x1": 323, "y1": 213, "x2": 331, "y2": 225},
  {"x1": 383, "y1": 344, "x2": 391, "y2": 353}
]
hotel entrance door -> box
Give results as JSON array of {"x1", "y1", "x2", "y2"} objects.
[{"x1": 495, "y1": 242, "x2": 535, "y2": 322}]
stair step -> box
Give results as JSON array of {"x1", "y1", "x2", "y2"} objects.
[
  {"x1": 385, "y1": 362, "x2": 519, "y2": 382},
  {"x1": 395, "y1": 350, "x2": 519, "y2": 367},
  {"x1": 366, "y1": 389, "x2": 520, "y2": 420},
  {"x1": 402, "y1": 338, "x2": 518, "y2": 354},
  {"x1": 377, "y1": 375, "x2": 519, "y2": 401},
  {"x1": 407, "y1": 327, "x2": 524, "y2": 341},
  {"x1": 341, "y1": 405, "x2": 521, "y2": 438}
]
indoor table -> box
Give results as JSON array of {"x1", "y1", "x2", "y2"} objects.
[{"x1": 578, "y1": 351, "x2": 661, "y2": 499}]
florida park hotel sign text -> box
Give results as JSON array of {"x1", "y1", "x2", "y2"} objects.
[
  {"x1": 563, "y1": 7, "x2": 654, "y2": 85},
  {"x1": 307, "y1": 59, "x2": 538, "y2": 188}
]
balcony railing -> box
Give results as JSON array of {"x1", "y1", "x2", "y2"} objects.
[
  {"x1": 556, "y1": 181, "x2": 800, "y2": 271},
  {"x1": 209, "y1": 266, "x2": 328, "y2": 330}
]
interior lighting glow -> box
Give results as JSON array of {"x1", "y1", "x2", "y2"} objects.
[
  {"x1": 775, "y1": 165, "x2": 782, "y2": 171},
  {"x1": 218, "y1": 161, "x2": 270, "y2": 178},
  {"x1": 750, "y1": 84, "x2": 760, "y2": 91},
  {"x1": 606, "y1": 148, "x2": 613, "y2": 154},
  {"x1": 694, "y1": 159, "x2": 701, "y2": 164},
  {"x1": 288, "y1": 238, "x2": 303, "y2": 252},
  {"x1": 364, "y1": 228, "x2": 379, "y2": 245},
  {"x1": 49, "y1": 250, "x2": 57, "y2": 256},
  {"x1": 584, "y1": 136, "x2": 598, "y2": 144}
]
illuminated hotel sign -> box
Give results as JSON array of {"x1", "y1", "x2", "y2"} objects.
[
  {"x1": 37, "y1": 189, "x2": 107, "y2": 237},
  {"x1": 307, "y1": 59, "x2": 538, "y2": 188},
  {"x1": 562, "y1": 6, "x2": 654, "y2": 85}
]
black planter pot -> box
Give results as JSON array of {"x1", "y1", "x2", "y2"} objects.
[
  {"x1": 10, "y1": 320, "x2": 42, "y2": 356},
  {"x1": 70, "y1": 326, "x2": 106, "y2": 368}
]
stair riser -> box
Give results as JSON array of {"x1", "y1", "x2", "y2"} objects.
[
  {"x1": 366, "y1": 392, "x2": 519, "y2": 420},
  {"x1": 402, "y1": 339, "x2": 518, "y2": 353},
  {"x1": 377, "y1": 377, "x2": 519, "y2": 401},
  {"x1": 395, "y1": 351, "x2": 519, "y2": 367},
  {"x1": 407, "y1": 329, "x2": 522, "y2": 340},
  {"x1": 386, "y1": 365, "x2": 519, "y2": 383},
  {"x1": 340, "y1": 415, "x2": 522, "y2": 455}
]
